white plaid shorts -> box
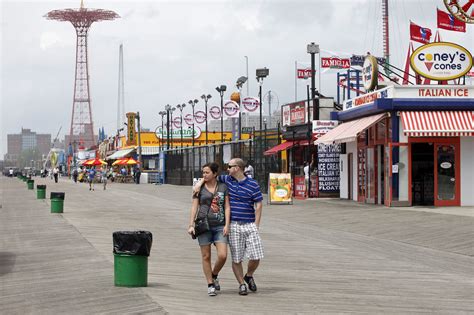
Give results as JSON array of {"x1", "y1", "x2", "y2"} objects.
[{"x1": 229, "y1": 222, "x2": 264, "y2": 263}]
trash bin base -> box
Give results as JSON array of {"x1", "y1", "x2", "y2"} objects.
[
  {"x1": 51, "y1": 199, "x2": 64, "y2": 213},
  {"x1": 114, "y1": 254, "x2": 148, "y2": 287},
  {"x1": 37, "y1": 189, "x2": 46, "y2": 199}
]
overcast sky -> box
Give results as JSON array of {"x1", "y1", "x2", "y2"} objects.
[{"x1": 1, "y1": 0, "x2": 472, "y2": 156}]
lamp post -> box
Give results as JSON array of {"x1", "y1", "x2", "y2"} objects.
[
  {"x1": 200, "y1": 94, "x2": 212, "y2": 145},
  {"x1": 188, "y1": 99, "x2": 199, "y2": 147},
  {"x1": 236, "y1": 76, "x2": 248, "y2": 140},
  {"x1": 170, "y1": 106, "x2": 176, "y2": 149},
  {"x1": 307, "y1": 42, "x2": 320, "y2": 198},
  {"x1": 256, "y1": 67, "x2": 269, "y2": 174},
  {"x1": 158, "y1": 110, "x2": 166, "y2": 150},
  {"x1": 176, "y1": 104, "x2": 186, "y2": 151},
  {"x1": 256, "y1": 68, "x2": 269, "y2": 133},
  {"x1": 165, "y1": 105, "x2": 171, "y2": 150},
  {"x1": 215, "y1": 85, "x2": 227, "y2": 143},
  {"x1": 307, "y1": 42, "x2": 320, "y2": 120}
]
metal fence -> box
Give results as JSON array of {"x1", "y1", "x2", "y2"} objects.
[{"x1": 164, "y1": 128, "x2": 281, "y2": 192}]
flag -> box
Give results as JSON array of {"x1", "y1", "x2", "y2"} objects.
[
  {"x1": 437, "y1": 8, "x2": 466, "y2": 32},
  {"x1": 410, "y1": 22, "x2": 432, "y2": 44},
  {"x1": 296, "y1": 61, "x2": 313, "y2": 79}
]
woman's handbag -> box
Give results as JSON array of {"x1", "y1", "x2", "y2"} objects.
[
  {"x1": 192, "y1": 183, "x2": 218, "y2": 238},
  {"x1": 193, "y1": 216, "x2": 210, "y2": 237}
]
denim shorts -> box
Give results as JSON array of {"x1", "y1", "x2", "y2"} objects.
[{"x1": 198, "y1": 225, "x2": 228, "y2": 246}]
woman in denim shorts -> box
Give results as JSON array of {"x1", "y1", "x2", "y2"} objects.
[{"x1": 188, "y1": 162, "x2": 230, "y2": 296}]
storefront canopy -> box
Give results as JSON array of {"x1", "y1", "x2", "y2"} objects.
[
  {"x1": 401, "y1": 111, "x2": 474, "y2": 137},
  {"x1": 315, "y1": 113, "x2": 386, "y2": 144},
  {"x1": 264, "y1": 140, "x2": 310, "y2": 156},
  {"x1": 106, "y1": 148, "x2": 135, "y2": 160}
]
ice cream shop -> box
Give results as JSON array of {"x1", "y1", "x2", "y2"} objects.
[{"x1": 317, "y1": 84, "x2": 474, "y2": 207}]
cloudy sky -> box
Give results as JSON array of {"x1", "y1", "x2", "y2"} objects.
[{"x1": 1, "y1": 0, "x2": 472, "y2": 156}]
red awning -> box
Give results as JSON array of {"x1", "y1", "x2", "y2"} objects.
[
  {"x1": 401, "y1": 111, "x2": 474, "y2": 137},
  {"x1": 263, "y1": 141, "x2": 294, "y2": 156}
]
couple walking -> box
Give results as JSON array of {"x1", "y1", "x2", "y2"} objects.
[{"x1": 188, "y1": 158, "x2": 264, "y2": 296}]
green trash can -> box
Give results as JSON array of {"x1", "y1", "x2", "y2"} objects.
[
  {"x1": 37, "y1": 185, "x2": 46, "y2": 199},
  {"x1": 114, "y1": 254, "x2": 148, "y2": 287},
  {"x1": 50, "y1": 192, "x2": 65, "y2": 213},
  {"x1": 22, "y1": 176, "x2": 27, "y2": 182},
  {"x1": 113, "y1": 231, "x2": 152, "y2": 287},
  {"x1": 27, "y1": 179, "x2": 34, "y2": 190}
]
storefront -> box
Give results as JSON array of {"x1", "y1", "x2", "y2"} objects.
[{"x1": 317, "y1": 85, "x2": 474, "y2": 207}]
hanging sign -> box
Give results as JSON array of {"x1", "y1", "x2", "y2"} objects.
[
  {"x1": 321, "y1": 57, "x2": 351, "y2": 69},
  {"x1": 268, "y1": 173, "x2": 292, "y2": 204},
  {"x1": 126, "y1": 112, "x2": 137, "y2": 146},
  {"x1": 242, "y1": 97, "x2": 260, "y2": 112},
  {"x1": 172, "y1": 116, "x2": 181, "y2": 129},
  {"x1": 224, "y1": 100, "x2": 239, "y2": 117},
  {"x1": 194, "y1": 110, "x2": 206, "y2": 124},
  {"x1": 410, "y1": 42, "x2": 473, "y2": 81},
  {"x1": 184, "y1": 114, "x2": 193, "y2": 126},
  {"x1": 209, "y1": 106, "x2": 221, "y2": 119},
  {"x1": 362, "y1": 55, "x2": 378, "y2": 91},
  {"x1": 312, "y1": 120, "x2": 339, "y2": 136}
]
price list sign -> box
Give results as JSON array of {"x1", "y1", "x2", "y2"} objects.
[{"x1": 317, "y1": 143, "x2": 341, "y2": 193}]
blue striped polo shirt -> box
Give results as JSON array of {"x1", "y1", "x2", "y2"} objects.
[{"x1": 218, "y1": 175, "x2": 263, "y2": 223}]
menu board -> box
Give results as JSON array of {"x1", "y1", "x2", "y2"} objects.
[
  {"x1": 294, "y1": 175, "x2": 306, "y2": 198},
  {"x1": 268, "y1": 173, "x2": 292, "y2": 204},
  {"x1": 317, "y1": 144, "x2": 341, "y2": 193}
]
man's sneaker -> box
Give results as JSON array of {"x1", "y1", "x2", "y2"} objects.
[
  {"x1": 238, "y1": 283, "x2": 248, "y2": 295},
  {"x1": 244, "y1": 275, "x2": 257, "y2": 292},
  {"x1": 213, "y1": 277, "x2": 220, "y2": 291},
  {"x1": 208, "y1": 285, "x2": 217, "y2": 296}
]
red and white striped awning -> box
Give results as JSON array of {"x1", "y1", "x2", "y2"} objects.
[{"x1": 401, "y1": 111, "x2": 474, "y2": 137}]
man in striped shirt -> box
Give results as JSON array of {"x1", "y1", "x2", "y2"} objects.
[
  {"x1": 193, "y1": 157, "x2": 264, "y2": 295},
  {"x1": 219, "y1": 158, "x2": 264, "y2": 295}
]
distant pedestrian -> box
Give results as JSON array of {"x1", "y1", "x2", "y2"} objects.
[
  {"x1": 53, "y1": 166, "x2": 59, "y2": 183},
  {"x1": 72, "y1": 168, "x2": 78, "y2": 183},
  {"x1": 134, "y1": 166, "x2": 141, "y2": 184},
  {"x1": 88, "y1": 167, "x2": 96, "y2": 191},
  {"x1": 8, "y1": 168, "x2": 13, "y2": 177},
  {"x1": 101, "y1": 167, "x2": 108, "y2": 190},
  {"x1": 244, "y1": 160, "x2": 254, "y2": 179}
]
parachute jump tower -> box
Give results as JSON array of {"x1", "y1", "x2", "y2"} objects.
[{"x1": 45, "y1": 1, "x2": 119, "y2": 149}]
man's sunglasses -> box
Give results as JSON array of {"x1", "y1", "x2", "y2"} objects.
[{"x1": 227, "y1": 165, "x2": 238, "y2": 169}]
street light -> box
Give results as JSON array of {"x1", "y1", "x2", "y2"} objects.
[
  {"x1": 256, "y1": 68, "x2": 269, "y2": 133},
  {"x1": 236, "y1": 76, "x2": 248, "y2": 140},
  {"x1": 158, "y1": 110, "x2": 166, "y2": 149},
  {"x1": 188, "y1": 99, "x2": 199, "y2": 147},
  {"x1": 201, "y1": 94, "x2": 212, "y2": 145},
  {"x1": 215, "y1": 85, "x2": 227, "y2": 143},
  {"x1": 307, "y1": 42, "x2": 320, "y2": 198},
  {"x1": 165, "y1": 104, "x2": 175, "y2": 150},
  {"x1": 176, "y1": 104, "x2": 186, "y2": 151}
]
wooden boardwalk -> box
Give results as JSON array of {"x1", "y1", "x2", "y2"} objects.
[{"x1": 1, "y1": 176, "x2": 473, "y2": 314}]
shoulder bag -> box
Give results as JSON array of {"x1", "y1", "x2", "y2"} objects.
[{"x1": 193, "y1": 183, "x2": 218, "y2": 237}]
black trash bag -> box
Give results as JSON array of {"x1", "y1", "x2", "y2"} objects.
[
  {"x1": 113, "y1": 231, "x2": 153, "y2": 257},
  {"x1": 50, "y1": 192, "x2": 65, "y2": 200},
  {"x1": 37, "y1": 185, "x2": 46, "y2": 189}
]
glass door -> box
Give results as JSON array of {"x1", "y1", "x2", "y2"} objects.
[{"x1": 435, "y1": 144, "x2": 460, "y2": 206}]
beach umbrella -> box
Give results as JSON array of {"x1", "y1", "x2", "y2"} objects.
[{"x1": 83, "y1": 158, "x2": 107, "y2": 166}]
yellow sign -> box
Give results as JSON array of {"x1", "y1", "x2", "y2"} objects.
[
  {"x1": 126, "y1": 112, "x2": 137, "y2": 145},
  {"x1": 268, "y1": 173, "x2": 292, "y2": 204}
]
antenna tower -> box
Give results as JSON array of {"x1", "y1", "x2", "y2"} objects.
[
  {"x1": 45, "y1": 1, "x2": 119, "y2": 149},
  {"x1": 117, "y1": 44, "x2": 125, "y2": 131},
  {"x1": 382, "y1": 0, "x2": 390, "y2": 76}
]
